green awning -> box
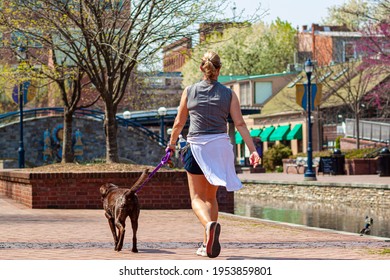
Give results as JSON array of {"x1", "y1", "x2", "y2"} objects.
[
  {"x1": 235, "y1": 131, "x2": 243, "y2": 144},
  {"x1": 250, "y1": 129, "x2": 262, "y2": 137},
  {"x1": 260, "y1": 126, "x2": 275, "y2": 142},
  {"x1": 286, "y1": 124, "x2": 303, "y2": 140},
  {"x1": 269, "y1": 125, "x2": 291, "y2": 141}
]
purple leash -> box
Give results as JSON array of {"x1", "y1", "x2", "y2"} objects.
[{"x1": 135, "y1": 150, "x2": 172, "y2": 193}]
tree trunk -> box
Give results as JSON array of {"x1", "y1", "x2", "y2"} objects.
[
  {"x1": 62, "y1": 108, "x2": 74, "y2": 163},
  {"x1": 355, "y1": 112, "x2": 360, "y2": 149},
  {"x1": 104, "y1": 104, "x2": 119, "y2": 163}
]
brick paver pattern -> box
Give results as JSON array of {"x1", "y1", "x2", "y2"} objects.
[{"x1": 1, "y1": 193, "x2": 389, "y2": 260}]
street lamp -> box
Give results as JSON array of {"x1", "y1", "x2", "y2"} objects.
[
  {"x1": 123, "y1": 111, "x2": 131, "y2": 120},
  {"x1": 123, "y1": 110, "x2": 131, "y2": 129},
  {"x1": 304, "y1": 58, "x2": 317, "y2": 181},
  {"x1": 157, "y1": 106, "x2": 167, "y2": 146},
  {"x1": 16, "y1": 45, "x2": 27, "y2": 168}
]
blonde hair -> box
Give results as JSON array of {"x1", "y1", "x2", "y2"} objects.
[{"x1": 200, "y1": 51, "x2": 222, "y2": 80}]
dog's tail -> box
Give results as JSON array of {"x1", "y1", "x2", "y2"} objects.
[{"x1": 128, "y1": 168, "x2": 149, "y2": 194}]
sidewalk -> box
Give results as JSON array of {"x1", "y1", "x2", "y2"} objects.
[
  {"x1": 238, "y1": 172, "x2": 390, "y2": 187},
  {"x1": 1, "y1": 193, "x2": 389, "y2": 260}
]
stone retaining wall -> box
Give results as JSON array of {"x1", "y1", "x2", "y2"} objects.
[
  {"x1": 0, "y1": 170, "x2": 234, "y2": 213},
  {"x1": 0, "y1": 116, "x2": 165, "y2": 167},
  {"x1": 237, "y1": 182, "x2": 390, "y2": 207}
]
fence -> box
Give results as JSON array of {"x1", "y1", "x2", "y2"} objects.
[{"x1": 345, "y1": 118, "x2": 390, "y2": 143}]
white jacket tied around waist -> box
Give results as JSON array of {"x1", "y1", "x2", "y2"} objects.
[{"x1": 187, "y1": 133, "x2": 243, "y2": 192}]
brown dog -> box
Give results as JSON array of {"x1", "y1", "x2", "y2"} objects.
[{"x1": 100, "y1": 169, "x2": 149, "y2": 252}]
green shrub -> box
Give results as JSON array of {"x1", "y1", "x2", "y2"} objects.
[
  {"x1": 263, "y1": 144, "x2": 292, "y2": 172},
  {"x1": 335, "y1": 136, "x2": 342, "y2": 149},
  {"x1": 344, "y1": 147, "x2": 379, "y2": 159},
  {"x1": 293, "y1": 147, "x2": 379, "y2": 160}
]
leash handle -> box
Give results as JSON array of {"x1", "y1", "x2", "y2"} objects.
[{"x1": 135, "y1": 150, "x2": 172, "y2": 193}]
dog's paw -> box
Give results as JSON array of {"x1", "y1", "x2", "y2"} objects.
[{"x1": 132, "y1": 248, "x2": 138, "y2": 253}]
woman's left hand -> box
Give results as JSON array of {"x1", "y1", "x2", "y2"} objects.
[{"x1": 249, "y1": 151, "x2": 261, "y2": 168}]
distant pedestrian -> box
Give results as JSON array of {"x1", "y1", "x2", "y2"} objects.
[
  {"x1": 166, "y1": 51, "x2": 260, "y2": 258},
  {"x1": 360, "y1": 216, "x2": 373, "y2": 235}
]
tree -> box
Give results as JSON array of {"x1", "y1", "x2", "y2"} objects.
[
  {"x1": 322, "y1": 0, "x2": 371, "y2": 30},
  {"x1": 316, "y1": 60, "x2": 388, "y2": 149},
  {"x1": 182, "y1": 19, "x2": 297, "y2": 86},
  {"x1": 320, "y1": 0, "x2": 390, "y2": 147},
  {"x1": 0, "y1": 5, "x2": 100, "y2": 163},
  {"x1": 0, "y1": 0, "x2": 237, "y2": 163},
  {"x1": 357, "y1": 22, "x2": 390, "y2": 119},
  {"x1": 48, "y1": 66, "x2": 100, "y2": 163}
]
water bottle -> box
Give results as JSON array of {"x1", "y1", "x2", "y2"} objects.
[{"x1": 178, "y1": 134, "x2": 187, "y2": 149}]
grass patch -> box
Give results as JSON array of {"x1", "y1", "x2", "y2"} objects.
[{"x1": 379, "y1": 248, "x2": 390, "y2": 255}]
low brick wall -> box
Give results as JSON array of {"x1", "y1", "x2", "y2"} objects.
[
  {"x1": 0, "y1": 170, "x2": 234, "y2": 213},
  {"x1": 345, "y1": 158, "x2": 378, "y2": 175},
  {"x1": 283, "y1": 158, "x2": 379, "y2": 175}
]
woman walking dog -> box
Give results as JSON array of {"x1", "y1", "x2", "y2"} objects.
[{"x1": 167, "y1": 51, "x2": 260, "y2": 258}]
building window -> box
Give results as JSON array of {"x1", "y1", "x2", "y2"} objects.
[
  {"x1": 343, "y1": 41, "x2": 357, "y2": 62},
  {"x1": 254, "y1": 82, "x2": 272, "y2": 105},
  {"x1": 239, "y1": 82, "x2": 251, "y2": 106},
  {"x1": 11, "y1": 31, "x2": 43, "y2": 48}
]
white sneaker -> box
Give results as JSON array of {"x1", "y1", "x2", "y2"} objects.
[{"x1": 196, "y1": 243, "x2": 207, "y2": 257}]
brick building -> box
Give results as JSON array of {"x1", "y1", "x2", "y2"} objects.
[
  {"x1": 162, "y1": 22, "x2": 249, "y2": 73},
  {"x1": 297, "y1": 24, "x2": 362, "y2": 66},
  {"x1": 162, "y1": 37, "x2": 192, "y2": 72}
]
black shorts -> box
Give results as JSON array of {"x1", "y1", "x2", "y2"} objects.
[{"x1": 181, "y1": 145, "x2": 204, "y2": 175}]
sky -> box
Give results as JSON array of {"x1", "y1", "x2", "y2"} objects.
[{"x1": 226, "y1": 0, "x2": 348, "y2": 28}]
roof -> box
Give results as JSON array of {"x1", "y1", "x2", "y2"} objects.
[
  {"x1": 219, "y1": 72, "x2": 296, "y2": 84},
  {"x1": 258, "y1": 62, "x2": 390, "y2": 117},
  {"x1": 315, "y1": 31, "x2": 362, "y2": 37},
  {"x1": 321, "y1": 67, "x2": 390, "y2": 108},
  {"x1": 218, "y1": 75, "x2": 249, "y2": 83}
]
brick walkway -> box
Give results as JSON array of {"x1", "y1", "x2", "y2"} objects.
[{"x1": 1, "y1": 192, "x2": 389, "y2": 260}]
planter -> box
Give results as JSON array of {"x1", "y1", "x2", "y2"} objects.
[{"x1": 345, "y1": 158, "x2": 378, "y2": 175}]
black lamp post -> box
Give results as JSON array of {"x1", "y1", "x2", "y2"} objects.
[
  {"x1": 304, "y1": 58, "x2": 317, "y2": 181},
  {"x1": 157, "y1": 106, "x2": 167, "y2": 146},
  {"x1": 16, "y1": 46, "x2": 27, "y2": 169}
]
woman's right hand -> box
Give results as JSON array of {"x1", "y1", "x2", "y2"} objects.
[
  {"x1": 249, "y1": 151, "x2": 261, "y2": 168},
  {"x1": 165, "y1": 145, "x2": 176, "y2": 158}
]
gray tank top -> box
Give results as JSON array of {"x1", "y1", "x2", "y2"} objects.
[{"x1": 187, "y1": 80, "x2": 232, "y2": 137}]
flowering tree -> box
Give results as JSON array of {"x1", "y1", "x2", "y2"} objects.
[
  {"x1": 358, "y1": 22, "x2": 390, "y2": 119},
  {"x1": 319, "y1": 0, "x2": 390, "y2": 148}
]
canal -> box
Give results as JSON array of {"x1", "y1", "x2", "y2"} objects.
[{"x1": 234, "y1": 196, "x2": 390, "y2": 238}]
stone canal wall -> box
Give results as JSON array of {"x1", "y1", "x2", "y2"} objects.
[{"x1": 237, "y1": 181, "x2": 390, "y2": 207}]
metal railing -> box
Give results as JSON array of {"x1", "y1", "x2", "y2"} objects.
[
  {"x1": 0, "y1": 107, "x2": 166, "y2": 146},
  {"x1": 345, "y1": 118, "x2": 390, "y2": 144}
]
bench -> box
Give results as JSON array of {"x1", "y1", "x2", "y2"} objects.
[{"x1": 286, "y1": 157, "x2": 320, "y2": 174}]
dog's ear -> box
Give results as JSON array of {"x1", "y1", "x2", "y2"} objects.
[
  {"x1": 100, "y1": 183, "x2": 117, "y2": 197},
  {"x1": 100, "y1": 184, "x2": 109, "y2": 197}
]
